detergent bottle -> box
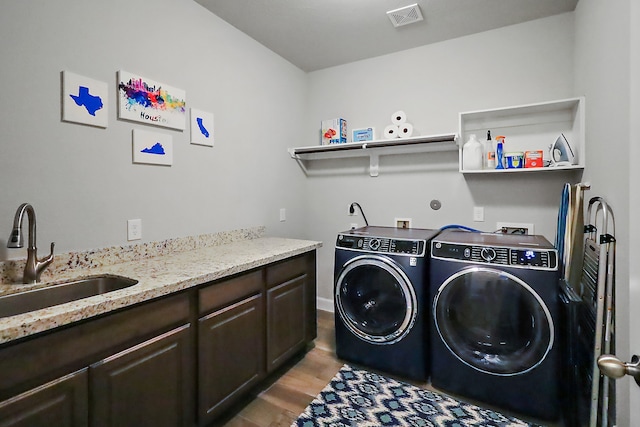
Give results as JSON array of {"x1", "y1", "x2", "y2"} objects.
[
  {"x1": 462, "y1": 134, "x2": 483, "y2": 171},
  {"x1": 495, "y1": 135, "x2": 506, "y2": 169}
]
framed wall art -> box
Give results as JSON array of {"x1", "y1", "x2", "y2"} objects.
[
  {"x1": 62, "y1": 71, "x2": 108, "y2": 128},
  {"x1": 190, "y1": 108, "x2": 214, "y2": 147},
  {"x1": 118, "y1": 70, "x2": 186, "y2": 130},
  {"x1": 132, "y1": 128, "x2": 173, "y2": 166}
]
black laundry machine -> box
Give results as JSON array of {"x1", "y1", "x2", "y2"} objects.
[
  {"x1": 429, "y1": 230, "x2": 561, "y2": 421},
  {"x1": 334, "y1": 226, "x2": 439, "y2": 381}
]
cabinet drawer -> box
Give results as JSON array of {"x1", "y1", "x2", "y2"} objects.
[
  {"x1": 198, "y1": 270, "x2": 263, "y2": 315},
  {"x1": 266, "y1": 254, "x2": 308, "y2": 288}
]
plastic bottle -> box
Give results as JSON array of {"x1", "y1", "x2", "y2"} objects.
[
  {"x1": 484, "y1": 130, "x2": 496, "y2": 169},
  {"x1": 495, "y1": 135, "x2": 506, "y2": 169},
  {"x1": 462, "y1": 134, "x2": 483, "y2": 171}
]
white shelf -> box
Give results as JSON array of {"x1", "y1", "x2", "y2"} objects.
[
  {"x1": 458, "y1": 97, "x2": 585, "y2": 174},
  {"x1": 289, "y1": 133, "x2": 458, "y2": 177}
]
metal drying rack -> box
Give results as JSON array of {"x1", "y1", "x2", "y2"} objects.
[{"x1": 582, "y1": 197, "x2": 616, "y2": 427}]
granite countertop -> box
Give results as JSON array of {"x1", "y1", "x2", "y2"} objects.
[{"x1": 0, "y1": 236, "x2": 321, "y2": 344}]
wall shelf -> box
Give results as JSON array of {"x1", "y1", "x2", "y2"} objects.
[
  {"x1": 458, "y1": 97, "x2": 585, "y2": 174},
  {"x1": 288, "y1": 133, "x2": 458, "y2": 176}
]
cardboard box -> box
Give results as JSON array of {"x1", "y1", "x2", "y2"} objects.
[
  {"x1": 352, "y1": 127, "x2": 375, "y2": 142},
  {"x1": 525, "y1": 150, "x2": 544, "y2": 168},
  {"x1": 321, "y1": 118, "x2": 347, "y2": 145}
]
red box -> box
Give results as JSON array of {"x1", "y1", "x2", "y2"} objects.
[{"x1": 525, "y1": 150, "x2": 543, "y2": 168}]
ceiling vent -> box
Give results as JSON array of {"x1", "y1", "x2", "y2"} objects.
[{"x1": 387, "y1": 4, "x2": 424, "y2": 28}]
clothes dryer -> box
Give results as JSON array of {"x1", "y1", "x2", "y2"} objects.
[
  {"x1": 429, "y1": 230, "x2": 560, "y2": 420},
  {"x1": 334, "y1": 226, "x2": 439, "y2": 381}
]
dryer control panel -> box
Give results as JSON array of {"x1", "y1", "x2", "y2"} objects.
[
  {"x1": 431, "y1": 242, "x2": 557, "y2": 270},
  {"x1": 336, "y1": 234, "x2": 426, "y2": 257}
]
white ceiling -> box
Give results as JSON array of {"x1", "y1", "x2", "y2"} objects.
[{"x1": 194, "y1": 0, "x2": 579, "y2": 72}]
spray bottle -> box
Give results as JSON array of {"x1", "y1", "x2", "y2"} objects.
[
  {"x1": 484, "y1": 130, "x2": 496, "y2": 169},
  {"x1": 495, "y1": 135, "x2": 506, "y2": 169}
]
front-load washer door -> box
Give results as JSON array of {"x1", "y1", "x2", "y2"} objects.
[
  {"x1": 335, "y1": 255, "x2": 417, "y2": 345},
  {"x1": 433, "y1": 267, "x2": 553, "y2": 376}
]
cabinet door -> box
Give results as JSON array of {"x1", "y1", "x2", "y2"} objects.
[
  {"x1": 266, "y1": 275, "x2": 306, "y2": 372},
  {"x1": 198, "y1": 293, "x2": 264, "y2": 425},
  {"x1": 0, "y1": 369, "x2": 88, "y2": 427},
  {"x1": 90, "y1": 324, "x2": 192, "y2": 427}
]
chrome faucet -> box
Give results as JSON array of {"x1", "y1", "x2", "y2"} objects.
[{"x1": 7, "y1": 203, "x2": 55, "y2": 284}]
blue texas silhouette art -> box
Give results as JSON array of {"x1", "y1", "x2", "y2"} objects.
[
  {"x1": 196, "y1": 117, "x2": 210, "y2": 138},
  {"x1": 69, "y1": 86, "x2": 103, "y2": 116},
  {"x1": 141, "y1": 142, "x2": 165, "y2": 155}
]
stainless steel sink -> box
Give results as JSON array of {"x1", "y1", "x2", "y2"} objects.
[{"x1": 0, "y1": 275, "x2": 138, "y2": 318}]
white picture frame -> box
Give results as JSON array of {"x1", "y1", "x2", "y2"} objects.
[
  {"x1": 118, "y1": 70, "x2": 186, "y2": 130},
  {"x1": 132, "y1": 129, "x2": 173, "y2": 166},
  {"x1": 190, "y1": 108, "x2": 214, "y2": 147},
  {"x1": 62, "y1": 71, "x2": 108, "y2": 128}
]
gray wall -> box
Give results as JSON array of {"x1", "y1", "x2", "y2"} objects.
[
  {"x1": 0, "y1": 0, "x2": 308, "y2": 260},
  {"x1": 574, "y1": 0, "x2": 636, "y2": 425},
  {"x1": 305, "y1": 13, "x2": 578, "y2": 303}
]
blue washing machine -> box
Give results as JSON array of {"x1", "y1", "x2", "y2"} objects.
[
  {"x1": 334, "y1": 226, "x2": 439, "y2": 381},
  {"x1": 429, "y1": 230, "x2": 560, "y2": 421}
]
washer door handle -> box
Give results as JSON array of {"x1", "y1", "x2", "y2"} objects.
[{"x1": 597, "y1": 354, "x2": 640, "y2": 386}]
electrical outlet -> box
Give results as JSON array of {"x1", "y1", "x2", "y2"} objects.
[
  {"x1": 496, "y1": 222, "x2": 535, "y2": 235},
  {"x1": 395, "y1": 218, "x2": 412, "y2": 229},
  {"x1": 473, "y1": 206, "x2": 484, "y2": 222},
  {"x1": 279, "y1": 208, "x2": 286, "y2": 222},
  {"x1": 348, "y1": 204, "x2": 357, "y2": 215},
  {"x1": 127, "y1": 219, "x2": 142, "y2": 241}
]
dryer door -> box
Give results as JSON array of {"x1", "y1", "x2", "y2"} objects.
[
  {"x1": 433, "y1": 267, "x2": 553, "y2": 376},
  {"x1": 335, "y1": 255, "x2": 417, "y2": 345}
]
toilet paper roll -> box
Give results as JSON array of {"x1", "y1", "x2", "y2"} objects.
[
  {"x1": 383, "y1": 124, "x2": 399, "y2": 139},
  {"x1": 398, "y1": 123, "x2": 414, "y2": 138},
  {"x1": 391, "y1": 110, "x2": 407, "y2": 125}
]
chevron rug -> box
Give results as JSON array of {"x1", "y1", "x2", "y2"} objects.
[{"x1": 292, "y1": 365, "x2": 541, "y2": 427}]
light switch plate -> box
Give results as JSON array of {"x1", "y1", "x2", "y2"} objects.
[
  {"x1": 127, "y1": 219, "x2": 142, "y2": 241},
  {"x1": 473, "y1": 206, "x2": 484, "y2": 222}
]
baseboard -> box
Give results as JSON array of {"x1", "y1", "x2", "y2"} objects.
[{"x1": 317, "y1": 296, "x2": 334, "y2": 313}]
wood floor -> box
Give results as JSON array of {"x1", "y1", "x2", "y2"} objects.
[
  {"x1": 214, "y1": 309, "x2": 341, "y2": 427},
  {"x1": 213, "y1": 309, "x2": 559, "y2": 427}
]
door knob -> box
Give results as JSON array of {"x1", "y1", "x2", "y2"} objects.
[{"x1": 597, "y1": 354, "x2": 640, "y2": 386}]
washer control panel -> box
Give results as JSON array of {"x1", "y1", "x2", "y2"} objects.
[
  {"x1": 336, "y1": 234, "x2": 426, "y2": 257},
  {"x1": 431, "y1": 241, "x2": 557, "y2": 270}
]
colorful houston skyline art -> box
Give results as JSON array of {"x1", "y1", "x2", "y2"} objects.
[{"x1": 118, "y1": 70, "x2": 186, "y2": 130}]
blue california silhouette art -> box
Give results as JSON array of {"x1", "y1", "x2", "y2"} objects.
[
  {"x1": 141, "y1": 142, "x2": 165, "y2": 155},
  {"x1": 196, "y1": 117, "x2": 210, "y2": 138},
  {"x1": 69, "y1": 86, "x2": 103, "y2": 116}
]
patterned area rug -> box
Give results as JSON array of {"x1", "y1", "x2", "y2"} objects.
[{"x1": 292, "y1": 364, "x2": 542, "y2": 427}]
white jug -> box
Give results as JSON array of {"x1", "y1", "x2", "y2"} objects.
[{"x1": 462, "y1": 134, "x2": 483, "y2": 171}]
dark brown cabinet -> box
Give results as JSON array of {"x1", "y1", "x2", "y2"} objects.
[
  {"x1": 197, "y1": 270, "x2": 265, "y2": 425},
  {"x1": 266, "y1": 276, "x2": 306, "y2": 372},
  {"x1": 266, "y1": 252, "x2": 316, "y2": 373},
  {"x1": 0, "y1": 249, "x2": 317, "y2": 427},
  {"x1": 0, "y1": 293, "x2": 192, "y2": 427},
  {"x1": 0, "y1": 369, "x2": 88, "y2": 427},
  {"x1": 90, "y1": 324, "x2": 192, "y2": 427}
]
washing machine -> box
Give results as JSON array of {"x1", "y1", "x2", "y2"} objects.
[
  {"x1": 429, "y1": 230, "x2": 560, "y2": 421},
  {"x1": 334, "y1": 226, "x2": 439, "y2": 381}
]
